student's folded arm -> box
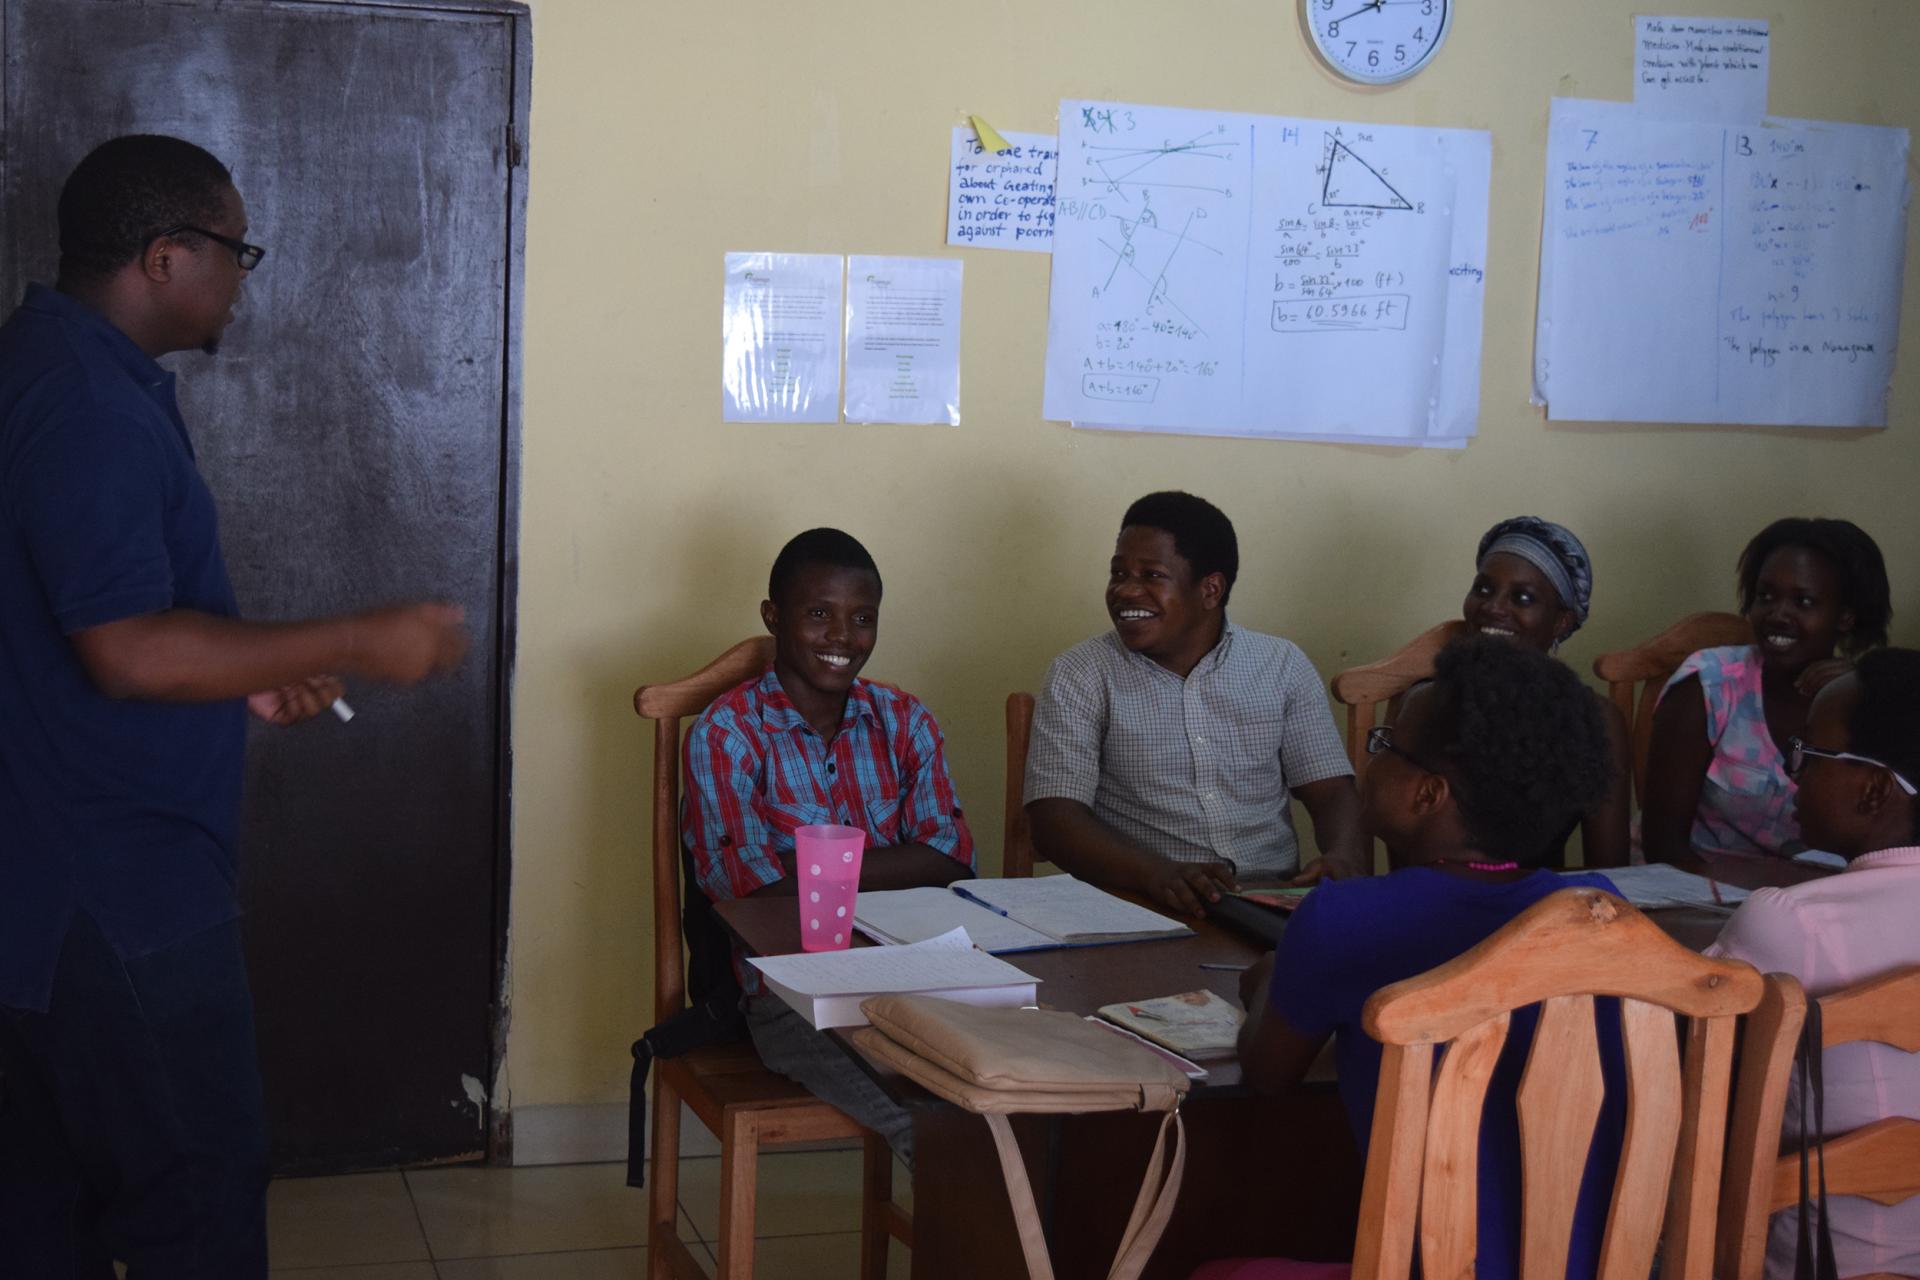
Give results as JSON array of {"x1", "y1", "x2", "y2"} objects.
[
  {"x1": 860, "y1": 844, "x2": 974, "y2": 891},
  {"x1": 1237, "y1": 956, "x2": 1331, "y2": 1095},
  {"x1": 1640, "y1": 674, "x2": 1714, "y2": 871},
  {"x1": 1291, "y1": 775, "x2": 1369, "y2": 877},
  {"x1": 681, "y1": 719, "x2": 791, "y2": 900},
  {"x1": 1580, "y1": 698, "x2": 1634, "y2": 868},
  {"x1": 892, "y1": 700, "x2": 977, "y2": 876}
]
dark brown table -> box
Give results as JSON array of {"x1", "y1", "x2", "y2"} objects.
[
  {"x1": 714, "y1": 856, "x2": 1833, "y2": 1280},
  {"x1": 716, "y1": 893, "x2": 1358, "y2": 1280}
]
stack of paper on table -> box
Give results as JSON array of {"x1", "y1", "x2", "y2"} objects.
[
  {"x1": 746, "y1": 927, "x2": 1039, "y2": 1031},
  {"x1": 1574, "y1": 863, "x2": 1751, "y2": 910},
  {"x1": 1096, "y1": 989, "x2": 1244, "y2": 1061},
  {"x1": 853, "y1": 875, "x2": 1192, "y2": 954}
]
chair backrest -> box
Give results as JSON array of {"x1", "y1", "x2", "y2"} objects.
[
  {"x1": 632, "y1": 636, "x2": 775, "y2": 1023},
  {"x1": 1350, "y1": 888, "x2": 1764, "y2": 1280},
  {"x1": 1591, "y1": 611, "x2": 1751, "y2": 806},
  {"x1": 1003, "y1": 692, "x2": 1036, "y2": 878},
  {"x1": 1330, "y1": 620, "x2": 1466, "y2": 776},
  {"x1": 1718, "y1": 964, "x2": 1920, "y2": 1280}
]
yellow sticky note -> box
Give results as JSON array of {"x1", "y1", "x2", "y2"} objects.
[{"x1": 970, "y1": 114, "x2": 1012, "y2": 154}]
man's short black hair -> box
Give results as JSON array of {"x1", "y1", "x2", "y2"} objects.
[
  {"x1": 768, "y1": 528, "x2": 881, "y2": 605},
  {"x1": 1420, "y1": 636, "x2": 1612, "y2": 865},
  {"x1": 1845, "y1": 648, "x2": 1920, "y2": 841},
  {"x1": 1737, "y1": 518, "x2": 1891, "y2": 655},
  {"x1": 1120, "y1": 491, "x2": 1239, "y2": 607},
  {"x1": 57, "y1": 134, "x2": 234, "y2": 284}
]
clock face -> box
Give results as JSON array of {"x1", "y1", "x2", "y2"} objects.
[{"x1": 1302, "y1": 0, "x2": 1451, "y2": 85}]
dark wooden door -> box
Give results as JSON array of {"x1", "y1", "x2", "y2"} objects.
[{"x1": 1, "y1": 0, "x2": 526, "y2": 1172}]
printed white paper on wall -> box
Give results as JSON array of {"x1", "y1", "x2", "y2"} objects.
[
  {"x1": 721, "y1": 252, "x2": 844, "y2": 423},
  {"x1": 844, "y1": 256, "x2": 963, "y2": 425}
]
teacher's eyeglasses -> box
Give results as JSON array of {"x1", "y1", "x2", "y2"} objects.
[
  {"x1": 158, "y1": 224, "x2": 266, "y2": 271},
  {"x1": 1785, "y1": 737, "x2": 1919, "y2": 796}
]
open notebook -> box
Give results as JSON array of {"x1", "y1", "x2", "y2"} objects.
[
  {"x1": 1569, "y1": 863, "x2": 1752, "y2": 911},
  {"x1": 853, "y1": 875, "x2": 1193, "y2": 954}
]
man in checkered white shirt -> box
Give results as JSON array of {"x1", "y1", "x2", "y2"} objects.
[{"x1": 1025, "y1": 492, "x2": 1367, "y2": 916}]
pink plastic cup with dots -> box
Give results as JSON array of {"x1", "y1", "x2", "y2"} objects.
[{"x1": 795, "y1": 824, "x2": 866, "y2": 952}]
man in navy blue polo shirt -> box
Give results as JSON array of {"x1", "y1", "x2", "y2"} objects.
[{"x1": 0, "y1": 135, "x2": 470, "y2": 1275}]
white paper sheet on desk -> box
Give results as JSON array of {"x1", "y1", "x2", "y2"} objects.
[
  {"x1": 1577, "y1": 863, "x2": 1751, "y2": 910},
  {"x1": 746, "y1": 927, "x2": 1038, "y2": 996},
  {"x1": 854, "y1": 887, "x2": 1058, "y2": 954},
  {"x1": 955, "y1": 875, "x2": 1191, "y2": 943}
]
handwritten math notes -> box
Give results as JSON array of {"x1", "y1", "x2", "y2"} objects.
[
  {"x1": 1537, "y1": 101, "x2": 1910, "y2": 427},
  {"x1": 844, "y1": 256, "x2": 963, "y2": 425},
  {"x1": 722, "y1": 252, "x2": 844, "y2": 423},
  {"x1": 1635, "y1": 17, "x2": 1769, "y2": 122},
  {"x1": 947, "y1": 127, "x2": 1059, "y2": 253},
  {"x1": 1041, "y1": 100, "x2": 1491, "y2": 445}
]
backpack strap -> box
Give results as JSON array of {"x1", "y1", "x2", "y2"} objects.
[{"x1": 982, "y1": 1106, "x2": 1186, "y2": 1280}]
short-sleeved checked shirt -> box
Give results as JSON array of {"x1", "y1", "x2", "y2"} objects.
[
  {"x1": 682, "y1": 667, "x2": 973, "y2": 986},
  {"x1": 1023, "y1": 623, "x2": 1351, "y2": 876}
]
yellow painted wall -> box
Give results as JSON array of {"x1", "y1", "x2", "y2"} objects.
[{"x1": 505, "y1": 0, "x2": 1920, "y2": 1109}]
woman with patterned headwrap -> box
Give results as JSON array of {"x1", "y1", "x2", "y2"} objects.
[{"x1": 1461, "y1": 516, "x2": 1630, "y2": 867}]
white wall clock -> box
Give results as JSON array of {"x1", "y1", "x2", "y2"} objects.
[{"x1": 1302, "y1": 0, "x2": 1452, "y2": 85}]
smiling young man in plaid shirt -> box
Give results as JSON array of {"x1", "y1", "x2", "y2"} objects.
[{"x1": 680, "y1": 527, "x2": 973, "y2": 1162}]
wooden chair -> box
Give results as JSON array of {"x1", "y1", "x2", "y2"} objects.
[
  {"x1": 1592, "y1": 611, "x2": 1751, "y2": 806},
  {"x1": 1718, "y1": 965, "x2": 1920, "y2": 1280},
  {"x1": 634, "y1": 637, "x2": 909, "y2": 1280},
  {"x1": 1004, "y1": 692, "x2": 1037, "y2": 878},
  {"x1": 1348, "y1": 887, "x2": 1764, "y2": 1280},
  {"x1": 1330, "y1": 621, "x2": 1465, "y2": 777}
]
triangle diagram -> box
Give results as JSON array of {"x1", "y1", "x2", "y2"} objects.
[{"x1": 1321, "y1": 139, "x2": 1413, "y2": 211}]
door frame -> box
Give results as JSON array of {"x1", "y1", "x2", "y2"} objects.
[{"x1": 0, "y1": 0, "x2": 532, "y2": 1165}]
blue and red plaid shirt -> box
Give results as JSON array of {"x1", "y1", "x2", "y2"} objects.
[{"x1": 681, "y1": 666, "x2": 974, "y2": 988}]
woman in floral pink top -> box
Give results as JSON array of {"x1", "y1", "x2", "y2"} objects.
[{"x1": 1643, "y1": 518, "x2": 1890, "y2": 867}]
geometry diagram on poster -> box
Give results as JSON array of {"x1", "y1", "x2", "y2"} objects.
[{"x1": 1042, "y1": 99, "x2": 1491, "y2": 445}]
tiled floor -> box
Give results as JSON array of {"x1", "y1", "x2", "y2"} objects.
[{"x1": 265, "y1": 1149, "x2": 912, "y2": 1279}]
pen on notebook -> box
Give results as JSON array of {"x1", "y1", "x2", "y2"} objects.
[
  {"x1": 1198, "y1": 962, "x2": 1252, "y2": 972},
  {"x1": 330, "y1": 697, "x2": 355, "y2": 723},
  {"x1": 1707, "y1": 876, "x2": 1725, "y2": 907},
  {"x1": 950, "y1": 883, "x2": 1011, "y2": 918}
]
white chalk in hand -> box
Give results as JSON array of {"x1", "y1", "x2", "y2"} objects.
[{"x1": 331, "y1": 697, "x2": 356, "y2": 723}]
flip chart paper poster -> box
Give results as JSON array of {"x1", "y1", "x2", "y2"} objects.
[
  {"x1": 1634, "y1": 17, "x2": 1769, "y2": 122},
  {"x1": 1538, "y1": 104, "x2": 1909, "y2": 426},
  {"x1": 1043, "y1": 100, "x2": 1492, "y2": 443},
  {"x1": 844, "y1": 256, "x2": 963, "y2": 425},
  {"x1": 948, "y1": 127, "x2": 1059, "y2": 252},
  {"x1": 721, "y1": 252, "x2": 843, "y2": 423}
]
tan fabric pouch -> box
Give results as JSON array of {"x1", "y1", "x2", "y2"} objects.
[{"x1": 851, "y1": 995, "x2": 1192, "y2": 1280}]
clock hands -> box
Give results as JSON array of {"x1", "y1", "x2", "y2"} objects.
[{"x1": 1328, "y1": 0, "x2": 1385, "y2": 28}]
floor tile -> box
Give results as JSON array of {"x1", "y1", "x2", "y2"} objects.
[
  {"x1": 268, "y1": 1267, "x2": 437, "y2": 1280},
  {"x1": 676, "y1": 1148, "x2": 866, "y2": 1241},
  {"x1": 407, "y1": 1162, "x2": 646, "y2": 1259},
  {"x1": 437, "y1": 1248, "x2": 647, "y2": 1279},
  {"x1": 267, "y1": 1172, "x2": 430, "y2": 1268},
  {"x1": 746, "y1": 1230, "x2": 911, "y2": 1280}
]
